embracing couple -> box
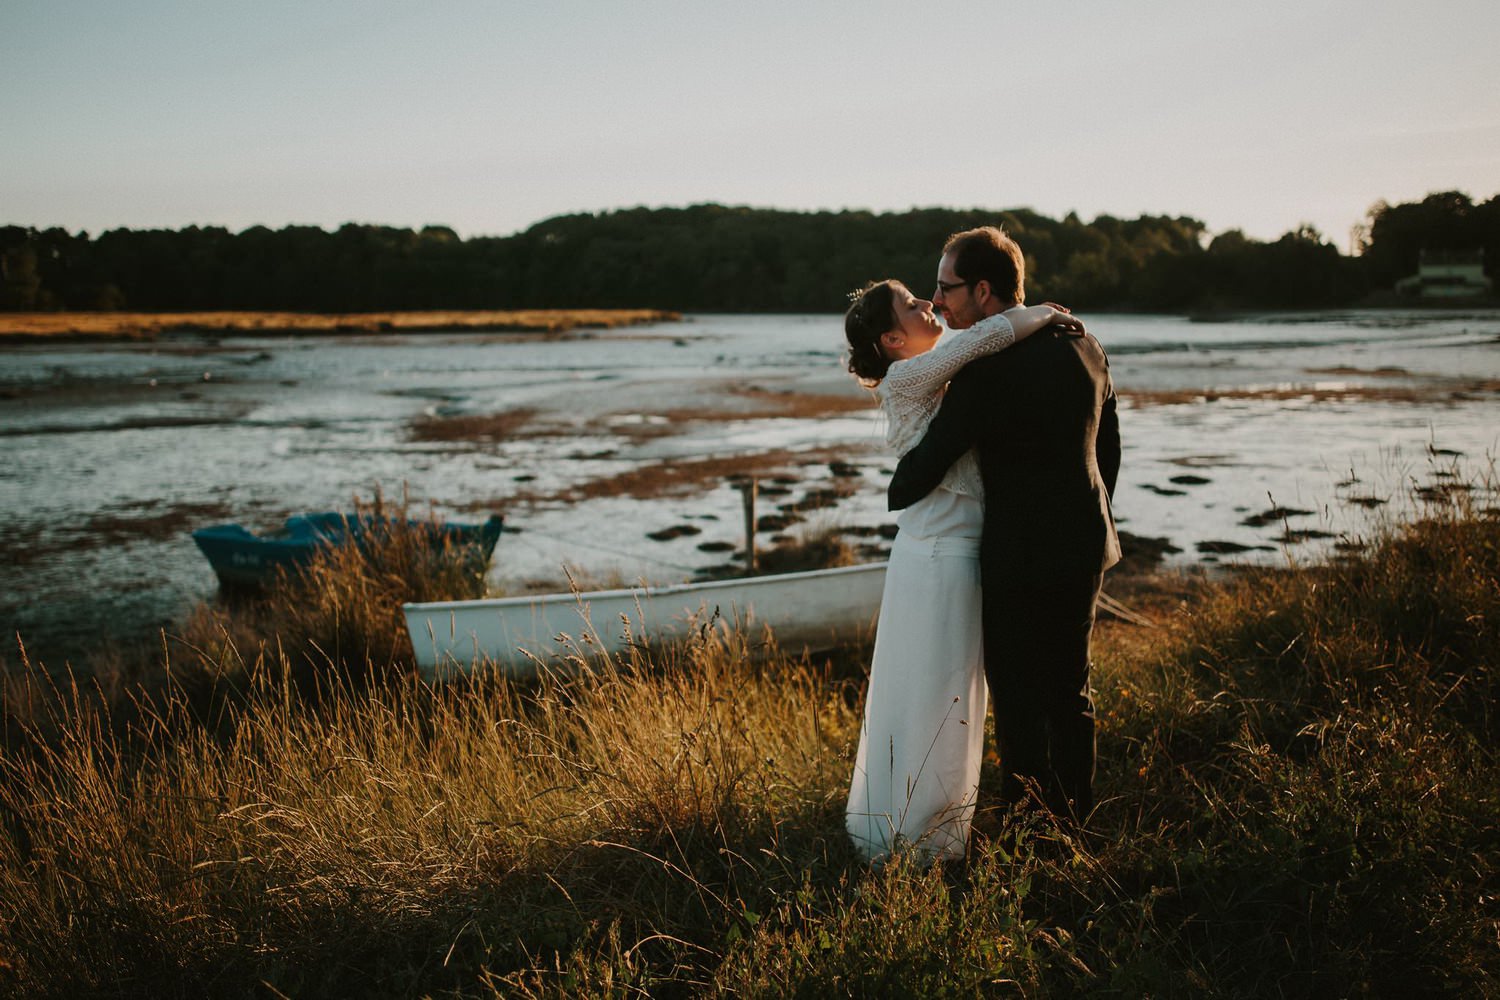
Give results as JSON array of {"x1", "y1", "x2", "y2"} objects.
[{"x1": 844, "y1": 226, "x2": 1121, "y2": 865}]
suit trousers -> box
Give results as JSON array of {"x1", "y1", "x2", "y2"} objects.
[{"x1": 982, "y1": 570, "x2": 1103, "y2": 819}]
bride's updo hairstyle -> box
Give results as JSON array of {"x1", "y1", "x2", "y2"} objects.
[{"x1": 844, "y1": 280, "x2": 898, "y2": 385}]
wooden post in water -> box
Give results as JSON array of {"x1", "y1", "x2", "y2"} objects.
[{"x1": 738, "y1": 478, "x2": 758, "y2": 574}]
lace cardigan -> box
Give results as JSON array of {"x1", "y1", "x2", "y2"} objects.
[{"x1": 874, "y1": 312, "x2": 1017, "y2": 500}]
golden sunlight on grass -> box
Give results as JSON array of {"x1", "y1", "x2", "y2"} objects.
[{"x1": 2, "y1": 485, "x2": 1496, "y2": 996}]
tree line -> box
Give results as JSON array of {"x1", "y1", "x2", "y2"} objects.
[{"x1": 3, "y1": 191, "x2": 1496, "y2": 314}]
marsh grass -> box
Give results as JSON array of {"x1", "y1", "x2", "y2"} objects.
[
  {"x1": 754, "y1": 516, "x2": 860, "y2": 577},
  {"x1": 1, "y1": 626, "x2": 860, "y2": 997},
  {"x1": 1, "y1": 485, "x2": 1496, "y2": 997},
  {"x1": 169, "y1": 495, "x2": 494, "y2": 693},
  {"x1": 0, "y1": 309, "x2": 678, "y2": 341}
]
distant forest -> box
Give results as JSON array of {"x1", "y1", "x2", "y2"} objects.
[{"x1": 2, "y1": 190, "x2": 1496, "y2": 314}]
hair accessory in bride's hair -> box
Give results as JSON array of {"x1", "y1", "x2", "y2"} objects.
[
  {"x1": 843, "y1": 280, "x2": 894, "y2": 384},
  {"x1": 846, "y1": 286, "x2": 869, "y2": 325}
]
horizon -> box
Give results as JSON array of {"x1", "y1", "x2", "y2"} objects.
[
  {"x1": 4, "y1": 1, "x2": 1499, "y2": 251},
  {"x1": 11, "y1": 194, "x2": 1474, "y2": 247}
]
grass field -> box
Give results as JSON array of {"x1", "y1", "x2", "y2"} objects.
[
  {"x1": 0, "y1": 309, "x2": 678, "y2": 341},
  {"x1": 1, "y1": 490, "x2": 1496, "y2": 997}
]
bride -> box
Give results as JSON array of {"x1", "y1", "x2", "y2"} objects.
[{"x1": 843, "y1": 279, "x2": 1079, "y2": 864}]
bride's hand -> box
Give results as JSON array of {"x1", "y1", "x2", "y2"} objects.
[{"x1": 1042, "y1": 302, "x2": 1086, "y2": 336}]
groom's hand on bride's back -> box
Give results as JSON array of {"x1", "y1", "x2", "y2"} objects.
[{"x1": 887, "y1": 372, "x2": 985, "y2": 511}]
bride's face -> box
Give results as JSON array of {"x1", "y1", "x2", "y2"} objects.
[{"x1": 880, "y1": 283, "x2": 943, "y2": 360}]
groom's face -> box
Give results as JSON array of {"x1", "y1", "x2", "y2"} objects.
[{"x1": 934, "y1": 251, "x2": 984, "y2": 330}]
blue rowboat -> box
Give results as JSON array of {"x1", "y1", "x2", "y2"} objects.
[{"x1": 192, "y1": 512, "x2": 504, "y2": 588}]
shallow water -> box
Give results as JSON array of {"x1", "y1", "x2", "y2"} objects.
[{"x1": 3, "y1": 310, "x2": 1497, "y2": 664}]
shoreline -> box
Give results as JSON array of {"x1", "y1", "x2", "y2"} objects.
[
  {"x1": 4, "y1": 301, "x2": 1498, "y2": 343},
  {"x1": 0, "y1": 308, "x2": 680, "y2": 343}
]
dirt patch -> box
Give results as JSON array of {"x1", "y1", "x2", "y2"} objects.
[
  {"x1": 2, "y1": 500, "x2": 234, "y2": 567},
  {"x1": 407, "y1": 408, "x2": 539, "y2": 443},
  {"x1": 753, "y1": 533, "x2": 859, "y2": 575},
  {"x1": 594, "y1": 387, "x2": 875, "y2": 441},
  {"x1": 1304, "y1": 366, "x2": 1410, "y2": 377},
  {"x1": 85, "y1": 500, "x2": 235, "y2": 546},
  {"x1": 728, "y1": 386, "x2": 876, "y2": 418},
  {"x1": 645, "y1": 524, "x2": 702, "y2": 542},
  {"x1": 1277, "y1": 528, "x2": 1337, "y2": 544},
  {"x1": 569, "y1": 448, "x2": 862, "y2": 502},
  {"x1": 1112, "y1": 530, "x2": 1183, "y2": 576},
  {"x1": 1241, "y1": 506, "x2": 1314, "y2": 528},
  {"x1": 493, "y1": 446, "x2": 875, "y2": 505},
  {"x1": 693, "y1": 525, "x2": 861, "y2": 580},
  {"x1": 756, "y1": 513, "x2": 802, "y2": 532},
  {"x1": 1197, "y1": 540, "x2": 1267, "y2": 555},
  {"x1": 1, "y1": 415, "x2": 246, "y2": 437}
]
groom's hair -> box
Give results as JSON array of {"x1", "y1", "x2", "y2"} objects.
[{"x1": 943, "y1": 227, "x2": 1025, "y2": 306}]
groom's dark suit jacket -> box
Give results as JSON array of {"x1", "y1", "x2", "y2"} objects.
[{"x1": 887, "y1": 327, "x2": 1121, "y2": 581}]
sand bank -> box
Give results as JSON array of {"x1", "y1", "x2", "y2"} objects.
[{"x1": 0, "y1": 309, "x2": 679, "y2": 342}]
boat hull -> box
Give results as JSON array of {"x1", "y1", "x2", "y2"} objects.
[
  {"x1": 193, "y1": 513, "x2": 503, "y2": 588},
  {"x1": 402, "y1": 561, "x2": 888, "y2": 678}
]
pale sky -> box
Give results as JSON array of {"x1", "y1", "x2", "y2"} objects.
[{"x1": 3, "y1": 0, "x2": 1498, "y2": 249}]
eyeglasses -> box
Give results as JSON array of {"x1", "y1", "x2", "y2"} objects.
[{"x1": 935, "y1": 278, "x2": 973, "y2": 295}]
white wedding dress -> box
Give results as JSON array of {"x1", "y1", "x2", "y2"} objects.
[{"x1": 845, "y1": 312, "x2": 1018, "y2": 863}]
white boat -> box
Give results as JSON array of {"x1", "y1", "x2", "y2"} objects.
[{"x1": 402, "y1": 561, "x2": 888, "y2": 677}]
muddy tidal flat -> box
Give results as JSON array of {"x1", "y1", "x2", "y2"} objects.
[{"x1": 3, "y1": 309, "x2": 1498, "y2": 666}]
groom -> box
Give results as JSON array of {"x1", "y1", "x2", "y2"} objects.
[{"x1": 887, "y1": 226, "x2": 1121, "y2": 821}]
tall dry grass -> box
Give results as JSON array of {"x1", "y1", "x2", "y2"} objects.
[
  {"x1": 174, "y1": 495, "x2": 494, "y2": 687},
  {"x1": 1, "y1": 483, "x2": 1496, "y2": 997},
  {"x1": 0, "y1": 628, "x2": 858, "y2": 997}
]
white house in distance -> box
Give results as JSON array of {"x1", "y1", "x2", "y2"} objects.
[{"x1": 1395, "y1": 249, "x2": 1493, "y2": 298}]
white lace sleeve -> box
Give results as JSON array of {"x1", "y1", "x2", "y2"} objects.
[
  {"x1": 877, "y1": 312, "x2": 1017, "y2": 455},
  {"x1": 882, "y1": 312, "x2": 1016, "y2": 398}
]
